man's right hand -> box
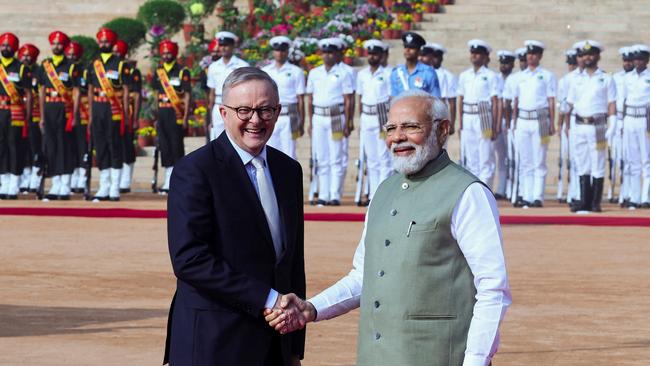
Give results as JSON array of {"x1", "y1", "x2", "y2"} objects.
[{"x1": 264, "y1": 293, "x2": 316, "y2": 334}]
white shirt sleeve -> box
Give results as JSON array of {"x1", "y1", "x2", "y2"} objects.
[
  {"x1": 308, "y1": 212, "x2": 367, "y2": 321},
  {"x1": 451, "y1": 183, "x2": 512, "y2": 366},
  {"x1": 295, "y1": 68, "x2": 306, "y2": 95},
  {"x1": 607, "y1": 76, "x2": 617, "y2": 104},
  {"x1": 457, "y1": 72, "x2": 466, "y2": 96},
  {"x1": 305, "y1": 70, "x2": 315, "y2": 94},
  {"x1": 206, "y1": 63, "x2": 217, "y2": 89},
  {"x1": 547, "y1": 71, "x2": 557, "y2": 98}
]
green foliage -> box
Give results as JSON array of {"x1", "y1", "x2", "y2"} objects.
[
  {"x1": 137, "y1": 0, "x2": 187, "y2": 35},
  {"x1": 102, "y1": 17, "x2": 147, "y2": 53},
  {"x1": 70, "y1": 35, "x2": 99, "y2": 66}
]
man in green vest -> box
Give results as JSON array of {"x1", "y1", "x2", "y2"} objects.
[{"x1": 265, "y1": 90, "x2": 511, "y2": 366}]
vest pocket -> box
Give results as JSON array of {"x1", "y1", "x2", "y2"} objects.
[{"x1": 407, "y1": 314, "x2": 456, "y2": 320}]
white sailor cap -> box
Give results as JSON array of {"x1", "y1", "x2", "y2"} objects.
[
  {"x1": 619, "y1": 46, "x2": 634, "y2": 60},
  {"x1": 215, "y1": 31, "x2": 238, "y2": 45},
  {"x1": 632, "y1": 44, "x2": 650, "y2": 57},
  {"x1": 467, "y1": 39, "x2": 491, "y2": 54},
  {"x1": 288, "y1": 48, "x2": 305, "y2": 62},
  {"x1": 565, "y1": 49, "x2": 577, "y2": 64},
  {"x1": 421, "y1": 42, "x2": 446, "y2": 54},
  {"x1": 497, "y1": 50, "x2": 516, "y2": 62},
  {"x1": 524, "y1": 40, "x2": 545, "y2": 53},
  {"x1": 515, "y1": 47, "x2": 527, "y2": 58},
  {"x1": 576, "y1": 40, "x2": 604, "y2": 53},
  {"x1": 269, "y1": 36, "x2": 292, "y2": 51},
  {"x1": 363, "y1": 39, "x2": 388, "y2": 53},
  {"x1": 318, "y1": 38, "x2": 344, "y2": 52},
  {"x1": 566, "y1": 49, "x2": 577, "y2": 57}
]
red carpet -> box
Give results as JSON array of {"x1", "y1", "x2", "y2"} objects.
[{"x1": 1, "y1": 206, "x2": 649, "y2": 227}]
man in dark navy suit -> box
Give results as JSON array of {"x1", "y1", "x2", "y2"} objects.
[{"x1": 164, "y1": 67, "x2": 306, "y2": 366}]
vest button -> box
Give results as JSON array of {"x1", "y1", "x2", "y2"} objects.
[
  {"x1": 375, "y1": 332, "x2": 381, "y2": 340},
  {"x1": 401, "y1": 182, "x2": 409, "y2": 189},
  {"x1": 374, "y1": 301, "x2": 380, "y2": 308},
  {"x1": 378, "y1": 270, "x2": 385, "y2": 277},
  {"x1": 390, "y1": 209, "x2": 397, "y2": 216},
  {"x1": 384, "y1": 239, "x2": 390, "y2": 246}
]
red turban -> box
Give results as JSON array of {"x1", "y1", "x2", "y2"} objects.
[
  {"x1": 0, "y1": 32, "x2": 19, "y2": 52},
  {"x1": 159, "y1": 39, "x2": 179, "y2": 57},
  {"x1": 48, "y1": 31, "x2": 70, "y2": 47},
  {"x1": 18, "y1": 44, "x2": 40, "y2": 61},
  {"x1": 208, "y1": 39, "x2": 219, "y2": 53},
  {"x1": 96, "y1": 27, "x2": 117, "y2": 46},
  {"x1": 114, "y1": 40, "x2": 129, "y2": 58},
  {"x1": 65, "y1": 41, "x2": 84, "y2": 59}
]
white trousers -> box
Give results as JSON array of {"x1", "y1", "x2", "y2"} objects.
[
  {"x1": 267, "y1": 115, "x2": 296, "y2": 159},
  {"x1": 312, "y1": 114, "x2": 345, "y2": 201},
  {"x1": 623, "y1": 116, "x2": 650, "y2": 203},
  {"x1": 210, "y1": 106, "x2": 225, "y2": 141},
  {"x1": 515, "y1": 118, "x2": 548, "y2": 202},
  {"x1": 493, "y1": 118, "x2": 508, "y2": 195},
  {"x1": 461, "y1": 114, "x2": 495, "y2": 187},
  {"x1": 573, "y1": 124, "x2": 606, "y2": 178},
  {"x1": 360, "y1": 113, "x2": 392, "y2": 200}
]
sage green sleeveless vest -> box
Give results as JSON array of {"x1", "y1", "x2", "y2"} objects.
[{"x1": 357, "y1": 150, "x2": 481, "y2": 366}]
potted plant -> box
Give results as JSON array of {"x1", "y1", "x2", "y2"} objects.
[
  {"x1": 423, "y1": 0, "x2": 439, "y2": 13},
  {"x1": 389, "y1": 20, "x2": 403, "y2": 39},
  {"x1": 399, "y1": 13, "x2": 413, "y2": 30},
  {"x1": 354, "y1": 38, "x2": 365, "y2": 57},
  {"x1": 136, "y1": 126, "x2": 157, "y2": 147},
  {"x1": 391, "y1": 1, "x2": 412, "y2": 15},
  {"x1": 188, "y1": 106, "x2": 207, "y2": 136},
  {"x1": 413, "y1": 3, "x2": 425, "y2": 22},
  {"x1": 343, "y1": 48, "x2": 355, "y2": 66}
]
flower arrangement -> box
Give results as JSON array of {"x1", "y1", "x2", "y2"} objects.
[
  {"x1": 399, "y1": 14, "x2": 414, "y2": 24},
  {"x1": 391, "y1": 1, "x2": 413, "y2": 14},
  {"x1": 305, "y1": 53, "x2": 323, "y2": 68},
  {"x1": 344, "y1": 48, "x2": 356, "y2": 58},
  {"x1": 136, "y1": 126, "x2": 157, "y2": 137}
]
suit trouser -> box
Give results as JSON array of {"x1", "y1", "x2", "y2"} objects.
[
  {"x1": 494, "y1": 118, "x2": 508, "y2": 195},
  {"x1": 461, "y1": 114, "x2": 495, "y2": 187},
  {"x1": 267, "y1": 115, "x2": 296, "y2": 159},
  {"x1": 624, "y1": 116, "x2": 650, "y2": 203},
  {"x1": 312, "y1": 113, "x2": 344, "y2": 201},
  {"x1": 0, "y1": 110, "x2": 25, "y2": 175},
  {"x1": 573, "y1": 124, "x2": 606, "y2": 179},
  {"x1": 158, "y1": 108, "x2": 185, "y2": 168},
  {"x1": 43, "y1": 102, "x2": 76, "y2": 175},
  {"x1": 515, "y1": 118, "x2": 548, "y2": 202},
  {"x1": 92, "y1": 102, "x2": 123, "y2": 170},
  {"x1": 360, "y1": 112, "x2": 392, "y2": 200}
]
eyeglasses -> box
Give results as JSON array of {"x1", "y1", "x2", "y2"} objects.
[
  {"x1": 223, "y1": 105, "x2": 280, "y2": 121},
  {"x1": 383, "y1": 119, "x2": 441, "y2": 136}
]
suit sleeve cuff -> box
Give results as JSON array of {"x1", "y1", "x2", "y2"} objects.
[
  {"x1": 264, "y1": 288, "x2": 279, "y2": 309},
  {"x1": 462, "y1": 354, "x2": 492, "y2": 366}
]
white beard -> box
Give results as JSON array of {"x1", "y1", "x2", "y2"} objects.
[{"x1": 390, "y1": 131, "x2": 439, "y2": 175}]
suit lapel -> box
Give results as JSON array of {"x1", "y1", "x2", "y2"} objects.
[{"x1": 214, "y1": 134, "x2": 276, "y2": 261}]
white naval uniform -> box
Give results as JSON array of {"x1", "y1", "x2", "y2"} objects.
[
  {"x1": 613, "y1": 69, "x2": 630, "y2": 202},
  {"x1": 502, "y1": 71, "x2": 521, "y2": 199},
  {"x1": 306, "y1": 63, "x2": 354, "y2": 202},
  {"x1": 621, "y1": 68, "x2": 650, "y2": 204},
  {"x1": 262, "y1": 61, "x2": 306, "y2": 159},
  {"x1": 338, "y1": 62, "x2": 357, "y2": 198},
  {"x1": 513, "y1": 66, "x2": 557, "y2": 203},
  {"x1": 356, "y1": 64, "x2": 393, "y2": 200},
  {"x1": 567, "y1": 68, "x2": 616, "y2": 179},
  {"x1": 494, "y1": 72, "x2": 509, "y2": 196},
  {"x1": 436, "y1": 66, "x2": 457, "y2": 100},
  {"x1": 565, "y1": 68, "x2": 587, "y2": 203},
  {"x1": 458, "y1": 65, "x2": 499, "y2": 187},
  {"x1": 206, "y1": 55, "x2": 249, "y2": 140}
]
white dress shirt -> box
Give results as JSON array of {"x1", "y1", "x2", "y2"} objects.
[
  {"x1": 613, "y1": 69, "x2": 629, "y2": 114},
  {"x1": 262, "y1": 61, "x2": 306, "y2": 105},
  {"x1": 225, "y1": 133, "x2": 280, "y2": 309},
  {"x1": 338, "y1": 61, "x2": 357, "y2": 92},
  {"x1": 502, "y1": 71, "x2": 522, "y2": 101},
  {"x1": 356, "y1": 65, "x2": 391, "y2": 105},
  {"x1": 206, "y1": 55, "x2": 249, "y2": 103},
  {"x1": 567, "y1": 68, "x2": 616, "y2": 116},
  {"x1": 306, "y1": 63, "x2": 354, "y2": 107},
  {"x1": 514, "y1": 66, "x2": 557, "y2": 110},
  {"x1": 436, "y1": 66, "x2": 457, "y2": 99},
  {"x1": 309, "y1": 182, "x2": 512, "y2": 366},
  {"x1": 622, "y1": 68, "x2": 650, "y2": 106},
  {"x1": 458, "y1": 66, "x2": 499, "y2": 103}
]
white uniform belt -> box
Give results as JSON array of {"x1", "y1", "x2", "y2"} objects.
[
  {"x1": 314, "y1": 104, "x2": 344, "y2": 116},
  {"x1": 279, "y1": 103, "x2": 298, "y2": 116},
  {"x1": 519, "y1": 109, "x2": 539, "y2": 120},
  {"x1": 361, "y1": 103, "x2": 388, "y2": 115},
  {"x1": 575, "y1": 114, "x2": 606, "y2": 125},
  {"x1": 625, "y1": 105, "x2": 647, "y2": 117},
  {"x1": 462, "y1": 102, "x2": 479, "y2": 114}
]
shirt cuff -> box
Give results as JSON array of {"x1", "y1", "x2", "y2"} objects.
[
  {"x1": 306, "y1": 295, "x2": 328, "y2": 322},
  {"x1": 265, "y1": 289, "x2": 280, "y2": 309},
  {"x1": 462, "y1": 354, "x2": 491, "y2": 366}
]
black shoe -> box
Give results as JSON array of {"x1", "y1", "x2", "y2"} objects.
[
  {"x1": 620, "y1": 199, "x2": 630, "y2": 208},
  {"x1": 494, "y1": 193, "x2": 506, "y2": 200},
  {"x1": 45, "y1": 194, "x2": 59, "y2": 200},
  {"x1": 628, "y1": 202, "x2": 639, "y2": 209},
  {"x1": 641, "y1": 202, "x2": 650, "y2": 208},
  {"x1": 591, "y1": 178, "x2": 604, "y2": 212},
  {"x1": 19, "y1": 188, "x2": 29, "y2": 193},
  {"x1": 92, "y1": 196, "x2": 110, "y2": 201},
  {"x1": 119, "y1": 188, "x2": 131, "y2": 193},
  {"x1": 360, "y1": 199, "x2": 370, "y2": 207},
  {"x1": 609, "y1": 198, "x2": 617, "y2": 204},
  {"x1": 316, "y1": 199, "x2": 327, "y2": 206},
  {"x1": 531, "y1": 200, "x2": 543, "y2": 208},
  {"x1": 109, "y1": 196, "x2": 120, "y2": 202},
  {"x1": 514, "y1": 199, "x2": 529, "y2": 208},
  {"x1": 5, "y1": 194, "x2": 18, "y2": 200},
  {"x1": 329, "y1": 199, "x2": 341, "y2": 206},
  {"x1": 558, "y1": 198, "x2": 567, "y2": 204},
  {"x1": 0, "y1": 194, "x2": 6, "y2": 199},
  {"x1": 28, "y1": 188, "x2": 37, "y2": 193},
  {"x1": 572, "y1": 175, "x2": 593, "y2": 212},
  {"x1": 58, "y1": 195, "x2": 71, "y2": 201},
  {"x1": 71, "y1": 188, "x2": 84, "y2": 194}
]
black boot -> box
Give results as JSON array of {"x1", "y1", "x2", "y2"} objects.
[
  {"x1": 591, "y1": 178, "x2": 604, "y2": 212},
  {"x1": 571, "y1": 175, "x2": 592, "y2": 212}
]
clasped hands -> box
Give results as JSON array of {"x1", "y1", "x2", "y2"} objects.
[{"x1": 264, "y1": 293, "x2": 316, "y2": 335}]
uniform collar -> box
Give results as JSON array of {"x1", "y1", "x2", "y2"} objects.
[
  {"x1": 1, "y1": 56, "x2": 14, "y2": 67},
  {"x1": 163, "y1": 61, "x2": 176, "y2": 72},
  {"x1": 218, "y1": 55, "x2": 242, "y2": 67},
  {"x1": 52, "y1": 54, "x2": 65, "y2": 67},
  {"x1": 270, "y1": 61, "x2": 290, "y2": 71},
  {"x1": 471, "y1": 65, "x2": 488, "y2": 75},
  {"x1": 100, "y1": 53, "x2": 112, "y2": 63},
  {"x1": 368, "y1": 65, "x2": 385, "y2": 75}
]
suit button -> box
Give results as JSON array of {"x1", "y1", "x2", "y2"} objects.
[
  {"x1": 384, "y1": 239, "x2": 390, "y2": 246},
  {"x1": 378, "y1": 270, "x2": 385, "y2": 277},
  {"x1": 402, "y1": 182, "x2": 409, "y2": 189},
  {"x1": 390, "y1": 209, "x2": 397, "y2": 216},
  {"x1": 374, "y1": 301, "x2": 380, "y2": 308},
  {"x1": 375, "y1": 332, "x2": 381, "y2": 340}
]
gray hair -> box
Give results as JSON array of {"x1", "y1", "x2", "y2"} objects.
[
  {"x1": 390, "y1": 89, "x2": 450, "y2": 123},
  {"x1": 222, "y1": 67, "x2": 279, "y2": 104}
]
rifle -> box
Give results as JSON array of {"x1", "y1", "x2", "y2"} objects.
[
  {"x1": 83, "y1": 133, "x2": 93, "y2": 201},
  {"x1": 510, "y1": 130, "x2": 520, "y2": 206},
  {"x1": 556, "y1": 128, "x2": 566, "y2": 202},
  {"x1": 606, "y1": 145, "x2": 615, "y2": 202},
  {"x1": 307, "y1": 144, "x2": 318, "y2": 204},
  {"x1": 354, "y1": 138, "x2": 367, "y2": 206},
  {"x1": 35, "y1": 152, "x2": 47, "y2": 200},
  {"x1": 152, "y1": 135, "x2": 159, "y2": 193}
]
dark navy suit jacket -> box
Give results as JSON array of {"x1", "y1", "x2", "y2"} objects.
[{"x1": 164, "y1": 132, "x2": 306, "y2": 365}]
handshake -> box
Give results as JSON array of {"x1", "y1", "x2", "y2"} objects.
[{"x1": 264, "y1": 293, "x2": 317, "y2": 335}]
